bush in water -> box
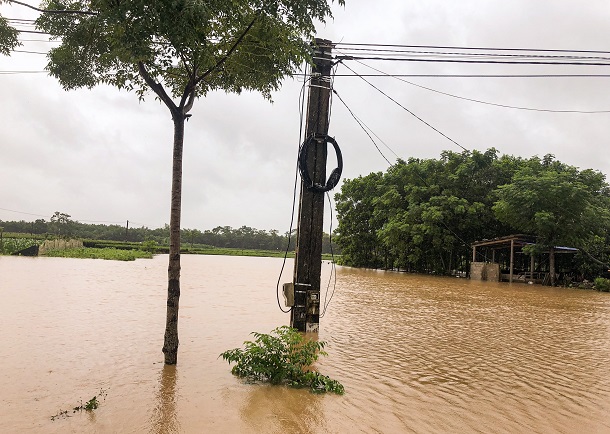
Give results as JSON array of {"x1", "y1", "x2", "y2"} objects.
[
  {"x1": 594, "y1": 277, "x2": 610, "y2": 292},
  {"x1": 220, "y1": 326, "x2": 344, "y2": 394}
]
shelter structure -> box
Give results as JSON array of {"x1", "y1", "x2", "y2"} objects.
[{"x1": 470, "y1": 234, "x2": 578, "y2": 284}]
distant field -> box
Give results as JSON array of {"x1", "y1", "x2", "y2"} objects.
[
  {"x1": 2, "y1": 234, "x2": 339, "y2": 261},
  {"x1": 44, "y1": 247, "x2": 153, "y2": 261}
]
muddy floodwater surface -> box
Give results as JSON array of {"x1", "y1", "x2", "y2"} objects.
[{"x1": 1, "y1": 255, "x2": 610, "y2": 433}]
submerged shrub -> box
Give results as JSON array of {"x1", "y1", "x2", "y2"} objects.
[
  {"x1": 594, "y1": 277, "x2": 610, "y2": 292},
  {"x1": 220, "y1": 326, "x2": 344, "y2": 394}
]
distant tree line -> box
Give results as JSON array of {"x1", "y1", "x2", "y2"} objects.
[
  {"x1": 334, "y1": 148, "x2": 610, "y2": 280},
  {"x1": 0, "y1": 216, "x2": 338, "y2": 254}
]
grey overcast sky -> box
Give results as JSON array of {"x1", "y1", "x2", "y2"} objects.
[{"x1": 2, "y1": 0, "x2": 610, "y2": 232}]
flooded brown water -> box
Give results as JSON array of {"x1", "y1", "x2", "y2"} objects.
[{"x1": 1, "y1": 255, "x2": 610, "y2": 433}]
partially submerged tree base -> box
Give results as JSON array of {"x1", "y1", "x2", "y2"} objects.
[{"x1": 220, "y1": 326, "x2": 344, "y2": 394}]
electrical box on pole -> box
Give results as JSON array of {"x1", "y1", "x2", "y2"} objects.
[{"x1": 290, "y1": 39, "x2": 333, "y2": 333}]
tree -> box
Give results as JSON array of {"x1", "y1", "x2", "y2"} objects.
[
  {"x1": 493, "y1": 156, "x2": 610, "y2": 285},
  {"x1": 50, "y1": 211, "x2": 73, "y2": 237},
  {"x1": 33, "y1": 0, "x2": 343, "y2": 364},
  {"x1": 334, "y1": 172, "x2": 386, "y2": 268},
  {"x1": 0, "y1": 2, "x2": 19, "y2": 55}
]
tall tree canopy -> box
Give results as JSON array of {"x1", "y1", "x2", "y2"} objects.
[
  {"x1": 334, "y1": 149, "x2": 610, "y2": 282},
  {"x1": 27, "y1": 0, "x2": 344, "y2": 364},
  {"x1": 493, "y1": 155, "x2": 610, "y2": 285}
]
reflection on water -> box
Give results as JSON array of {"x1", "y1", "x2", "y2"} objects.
[
  {"x1": 240, "y1": 386, "x2": 324, "y2": 434},
  {"x1": 1, "y1": 255, "x2": 610, "y2": 433},
  {"x1": 150, "y1": 366, "x2": 179, "y2": 434}
]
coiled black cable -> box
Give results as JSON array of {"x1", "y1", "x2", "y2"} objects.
[{"x1": 298, "y1": 134, "x2": 343, "y2": 193}]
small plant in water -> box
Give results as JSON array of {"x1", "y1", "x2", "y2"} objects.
[
  {"x1": 220, "y1": 326, "x2": 344, "y2": 394},
  {"x1": 51, "y1": 388, "x2": 108, "y2": 421}
]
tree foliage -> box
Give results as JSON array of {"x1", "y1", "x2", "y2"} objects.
[
  {"x1": 0, "y1": 13, "x2": 20, "y2": 55},
  {"x1": 334, "y1": 149, "x2": 610, "y2": 279},
  {"x1": 35, "y1": 0, "x2": 343, "y2": 104},
  {"x1": 493, "y1": 155, "x2": 610, "y2": 249},
  {"x1": 220, "y1": 326, "x2": 344, "y2": 394}
]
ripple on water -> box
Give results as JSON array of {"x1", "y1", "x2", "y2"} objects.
[{"x1": 1, "y1": 257, "x2": 610, "y2": 433}]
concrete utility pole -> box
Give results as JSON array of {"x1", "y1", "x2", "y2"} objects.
[{"x1": 290, "y1": 39, "x2": 333, "y2": 333}]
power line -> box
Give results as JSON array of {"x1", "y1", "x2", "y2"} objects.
[
  {"x1": 5, "y1": 18, "x2": 36, "y2": 23},
  {"x1": 17, "y1": 38, "x2": 59, "y2": 42},
  {"x1": 340, "y1": 62, "x2": 469, "y2": 152},
  {"x1": 332, "y1": 88, "x2": 393, "y2": 165},
  {"x1": 275, "y1": 62, "x2": 311, "y2": 315},
  {"x1": 334, "y1": 42, "x2": 610, "y2": 56},
  {"x1": 15, "y1": 29, "x2": 49, "y2": 34},
  {"x1": 0, "y1": 70, "x2": 46, "y2": 74},
  {"x1": 13, "y1": 49, "x2": 47, "y2": 54},
  {"x1": 336, "y1": 47, "x2": 610, "y2": 63},
  {"x1": 329, "y1": 91, "x2": 486, "y2": 262},
  {"x1": 0, "y1": 207, "x2": 48, "y2": 218},
  {"x1": 336, "y1": 55, "x2": 610, "y2": 67},
  {"x1": 0, "y1": 206, "x2": 130, "y2": 225},
  {"x1": 323, "y1": 73, "x2": 610, "y2": 78},
  {"x1": 350, "y1": 59, "x2": 610, "y2": 114}
]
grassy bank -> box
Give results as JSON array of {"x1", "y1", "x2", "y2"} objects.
[
  {"x1": 43, "y1": 247, "x2": 153, "y2": 261},
  {"x1": 3, "y1": 234, "x2": 339, "y2": 261}
]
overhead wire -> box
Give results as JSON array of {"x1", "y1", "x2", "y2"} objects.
[
  {"x1": 320, "y1": 191, "x2": 337, "y2": 318},
  {"x1": 12, "y1": 49, "x2": 47, "y2": 54},
  {"x1": 275, "y1": 61, "x2": 311, "y2": 314},
  {"x1": 334, "y1": 42, "x2": 610, "y2": 56},
  {"x1": 0, "y1": 206, "x2": 130, "y2": 225},
  {"x1": 300, "y1": 73, "x2": 610, "y2": 78},
  {"x1": 330, "y1": 92, "x2": 492, "y2": 262},
  {"x1": 0, "y1": 70, "x2": 46, "y2": 74},
  {"x1": 349, "y1": 58, "x2": 610, "y2": 113},
  {"x1": 336, "y1": 54, "x2": 610, "y2": 67},
  {"x1": 333, "y1": 46, "x2": 610, "y2": 62},
  {"x1": 332, "y1": 88, "x2": 393, "y2": 165},
  {"x1": 340, "y1": 61, "x2": 469, "y2": 152},
  {"x1": 331, "y1": 63, "x2": 496, "y2": 262}
]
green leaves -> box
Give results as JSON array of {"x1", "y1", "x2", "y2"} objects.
[
  {"x1": 35, "y1": 0, "x2": 343, "y2": 113},
  {"x1": 220, "y1": 326, "x2": 344, "y2": 394},
  {"x1": 0, "y1": 15, "x2": 20, "y2": 55},
  {"x1": 493, "y1": 157, "x2": 610, "y2": 249},
  {"x1": 334, "y1": 148, "x2": 610, "y2": 276}
]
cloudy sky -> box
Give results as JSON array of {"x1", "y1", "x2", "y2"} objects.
[{"x1": 2, "y1": 0, "x2": 610, "y2": 232}]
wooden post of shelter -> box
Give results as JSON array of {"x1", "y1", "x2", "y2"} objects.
[
  {"x1": 508, "y1": 239, "x2": 515, "y2": 283},
  {"x1": 290, "y1": 38, "x2": 333, "y2": 333}
]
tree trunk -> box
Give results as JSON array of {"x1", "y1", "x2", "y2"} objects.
[
  {"x1": 163, "y1": 114, "x2": 185, "y2": 365},
  {"x1": 549, "y1": 246, "x2": 556, "y2": 287}
]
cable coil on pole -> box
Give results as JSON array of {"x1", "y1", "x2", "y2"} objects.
[{"x1": 298, "y1": 134, "x2": 343, "y2": 193}]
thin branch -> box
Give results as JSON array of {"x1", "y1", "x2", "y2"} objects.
[
  {"x1": 580, "y1": 248, "x2": 610, "y2": 268},
  {"x1": 193, "y1": 11, "x2": 260, "y2": 87},
  {"x1": 8, "y1": 0, "x2": 98, "y2": 15},
  {"x1": 137, "y1": 62, "x2": 179, "y2": 117},
  {"x1": 176, "y1": 48, "x2": 192, "y2": 78},
  {"x1": 176, "y1": 48, "x2": 195, "y2": 111},
  {"x1": 182, "y1": 85, "x2": 196, "y2": 114}
]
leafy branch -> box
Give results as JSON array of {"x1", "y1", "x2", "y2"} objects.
[
  {"x1": 6, "y1": 0, "x2": 97, "y2": 15},
  {"x1": 220, "y1": 326, "x2": 344, "y2": 394},
  {"x1": 50, "y1": 388, "x2": 108, "y2": 421}
]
